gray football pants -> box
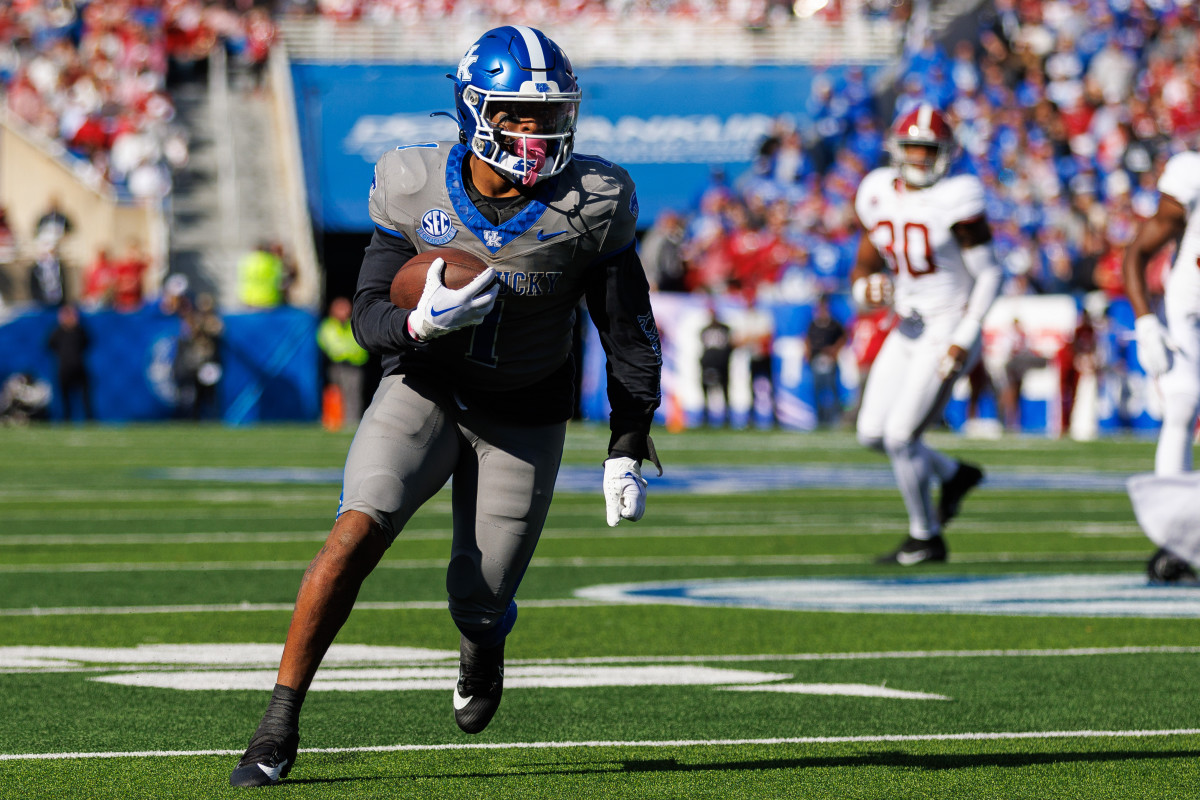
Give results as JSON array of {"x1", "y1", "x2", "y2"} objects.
[{"x1": 338, "y1": 375, "x2": 566, "y2": 636}]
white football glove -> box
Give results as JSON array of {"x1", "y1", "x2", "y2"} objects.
[
  {"x1": 603, "y1": 457, "x2": 647, "y2": 527},
  {"x1": 851, "y1": 272, "x2": 894, "y2": 309},
  {"x1": 407, "y1": 258, "x2": 499, "y2": 341},
  {"x1": 1135, "y1": 314, "x2": 1175, "y2": 378}
]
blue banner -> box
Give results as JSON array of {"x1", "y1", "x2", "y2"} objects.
[
  {"x1": 290, "y1": 62, "x2": 879, "y2": 232},
  {"x1": 0, "y1": 307, "x2": 320, "y2": 424}
]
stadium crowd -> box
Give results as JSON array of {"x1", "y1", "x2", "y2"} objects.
[
  {"x1": 0, "y1": 0, "x2": 276, "y2": 202},
  {"x1": 292, "y1": 0, "x2": 899, "y2": 26},
  {"x1": 645, "y1": 1, "x2": 1200, "y2": 313},
  {"x1": 3, "y1": 1, "x2": 1196, "y2": 315}
]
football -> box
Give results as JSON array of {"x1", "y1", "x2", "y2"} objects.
[{"x1": 389, "y1": 247, "x2": 492, "y2": 309}]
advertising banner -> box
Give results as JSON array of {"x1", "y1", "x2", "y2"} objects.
[
  {"x1": 580, "y1": 292, "x2": 1154, "y2": 437},
  {"x1": 290, "y1": 62, "x2": 877, "y2": 232}
]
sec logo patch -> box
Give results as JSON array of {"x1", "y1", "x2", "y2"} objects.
[{"x1": 419, "y1": 209, "x2": 457, "y2": 246}]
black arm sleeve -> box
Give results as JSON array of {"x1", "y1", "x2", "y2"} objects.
[
  {"x1": 584, "y1": 242, "x2": 663, "y2": 469},
  {"x1": 351, "y1": 229, "x2": 421, "y2": 354}
]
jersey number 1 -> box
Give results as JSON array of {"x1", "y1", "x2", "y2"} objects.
[{"x1": 466, "y1": 300, "x2": 503, "y2": 367}]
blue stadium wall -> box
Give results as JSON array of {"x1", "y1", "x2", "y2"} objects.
[
  {"x1": 289, "y1": 62, "x2": 880, "y2": 232},
  {"x1": 0, "y1": 307, "x2": 319, "y2": 424}
]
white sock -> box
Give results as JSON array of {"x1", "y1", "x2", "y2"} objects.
[{"x1": 886, "y1": 439, "x2": 939, "y2": 539}]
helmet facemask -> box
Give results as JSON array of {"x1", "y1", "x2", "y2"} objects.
[
  {"x1": 890, "y1": 140, "x2": 952, "y2": 188},
  {"x1": 462, "y1": 89, "x2": 579, "y2": 186}
]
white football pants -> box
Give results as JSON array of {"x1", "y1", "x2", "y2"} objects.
[{"x1": 857, "y1": 313, "x2": 980, "y2": 538}]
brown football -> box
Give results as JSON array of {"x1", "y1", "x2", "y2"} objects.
[{"x1": 389, "y1": 247, "x2": 492, "y2": 309}]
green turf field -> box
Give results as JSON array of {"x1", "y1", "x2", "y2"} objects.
[{"x1": 2, "y1": 423, "x2": 1199, "y2": 799}]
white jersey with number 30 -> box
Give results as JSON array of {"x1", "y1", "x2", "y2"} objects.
[{"x1": 855, "y1": 167, "x2": 987, "y2": 321}]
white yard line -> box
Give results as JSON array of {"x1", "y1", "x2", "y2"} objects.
[
  {"x1": 4, "y1": 728, "x2": 1200, "y2": 761},
  {"x1": 3, "y1": 643, "x2": 1198, "y2": 668},
  {"x1": 0, "y1": 599, "x2": 606, "y2": 617},
  {"x1": 0, "y1": 521, "x2": 1145, "y2": 544},
  {"x1": 0, "y1": 551, "x2": 1149, "y2": 575}
]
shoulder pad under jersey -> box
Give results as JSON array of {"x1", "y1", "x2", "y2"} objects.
[
  {"x1": 368, "y1": 142, "x2": 452, "y2": 230},
  {"x1": 935, "y1": 173, "x2": 987, "y2": 223},
  {"x1": 562, "y1": 153, "x2": 639, "y2": 255},
  {"x1": 854, "y1": 167, "x2": 899, "y2": 220},
  {"x1": 1158, "y1": 151, "x2": 1200, "y2": 211}
]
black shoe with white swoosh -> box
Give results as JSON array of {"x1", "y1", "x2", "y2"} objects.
[
  {"x1": 938, "y1": 463, "x2": 984, "y2": 526},
  {"x1": 454, "y1": 635, "x2": 504, "y2": 734},
  {"x1": 1147, "y1": 547, "x2": 1200, "y2": 585},
  {"x1": 877, "y1": 534, "x2": 947, "y2": 565},
  {"x1": 229, "y1": 727, "x2": 299, "y2": 787}
]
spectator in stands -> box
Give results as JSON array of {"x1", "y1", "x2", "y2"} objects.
[
  {"x1": 28, "y1": 242, "x2": 69, "y2": 307},
  {"x1": 81, "y1": 247, "x2": 117, "y2": 309},
  {"x1": 270, "y1": 240, "x2": 299, "y2": 304},
  {"x1": 316, "y1": 296, "x2": 368, "y2": 428},
  {"x1": 46, "y1": 303, "x2": 92, "y2": 422},
  {"x1": 804, "y1": 293, "x2": 846, "y2": 428},
  {"x1": 112, "y1": 239, "x2": 150, "y2": 311},
  {"x1": 0, "y1": 206, "x2": 18, "y2": 269},
  {"x1": 35, "y1": 196, "x2": 73, "y2": 249},
  {"x1": 698, "y1": 303, "x2": 734, "y2": 427},
  {"x1": 1058, "y1": 303, "x2": 1101, "y2": 440},
  {"x1": 239, "y1": 7, "x2": 276, "y2": 92},
  {"x1": 639, "y1": 210, "x2": 688, "y2": 293},
  {"x1": 740, "y1": 298, "x2": 777, "y2": 427},
  {"x1": 173, "y1": 292, "x2": 224, "y2": 421},
  {"x1": 236, "y1": 240, "x2": 288, "y2": 309}
]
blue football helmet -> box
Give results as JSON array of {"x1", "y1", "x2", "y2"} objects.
[{"x1": 452, "y1": 26, "x2": 580, "y2": 186}]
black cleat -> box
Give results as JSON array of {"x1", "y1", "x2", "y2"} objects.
[
  {"x1": 939, "y1": 462, "x2": 984, "y2": 526},
  {"x1": 877, "y1": 534, "x2": 947, "y2": 565},
  {"x1": 229, "y1": 727, "x2": 299, "y2": 788},
  {"x1": 454, "y1": 635, "x2": 504, "y2": 734},
  {"x1": 1147, "y1": 547, "x2": 1200, "y2": 585}
]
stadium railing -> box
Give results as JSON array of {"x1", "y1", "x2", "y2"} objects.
[{"x1": 277, "y1": 16, "x2": 905, "y2": 66}]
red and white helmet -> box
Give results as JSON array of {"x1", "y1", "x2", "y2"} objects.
[{"x1": 887, "y1": 103, "x2": 957, "y2": 188}]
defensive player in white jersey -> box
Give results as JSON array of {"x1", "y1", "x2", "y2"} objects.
[
  {"x1": 1122, "y1": 149, "x2": 1200, "y2": 584},
  {"x1": 851, "y1": 104, "x2": 1004, "y2": 564},
  {"x1": 228, "y1": 26, "x2": 663, "y2": 787}
]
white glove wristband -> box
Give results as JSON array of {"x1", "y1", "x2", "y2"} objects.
[
  {"x1": 603, "y1": 456, "x2": 647, "y2": 527},
  {"x1": 408, "y1": 258, "x2": 500, "y2": 341},
  {"x1": 1135, "y1": 314, "x2": 1174, "y2": 378}
]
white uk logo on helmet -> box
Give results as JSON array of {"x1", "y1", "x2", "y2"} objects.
[{"x1": 456, "y1": 45, "x2": 479, "y2": 82}]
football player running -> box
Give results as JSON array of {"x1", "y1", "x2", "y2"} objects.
[
  {"x1": 229, "y1": 26, "x2": 662, "y2": 787},
  {"x1": 1122, "y1": 148, "x2": 1200, "y2": 584},
  {"x1": 850, "y1": 104, "x2": 1003, "y2": 565}
]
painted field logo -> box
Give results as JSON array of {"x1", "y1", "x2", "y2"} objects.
[
  {"x1": 575, "y1": 574, "x2": 1200, "y2": 618},
  {"x1": 0, "y1": 645, "x2": 946, "y2": 701}
]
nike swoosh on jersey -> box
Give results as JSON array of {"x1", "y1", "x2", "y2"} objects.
[
  {"x1": 453, "y1": 690, "x2": 471, "y2": 710},
  {"x1": 430, "y1": 305, "x2": 463, "y2": 317},
  {"x1": 536, "y1": 229, "x2": 567, "y2": 241},
  {"x1": 257, "y1": 759, "x2": 288, "y2": 781}
]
